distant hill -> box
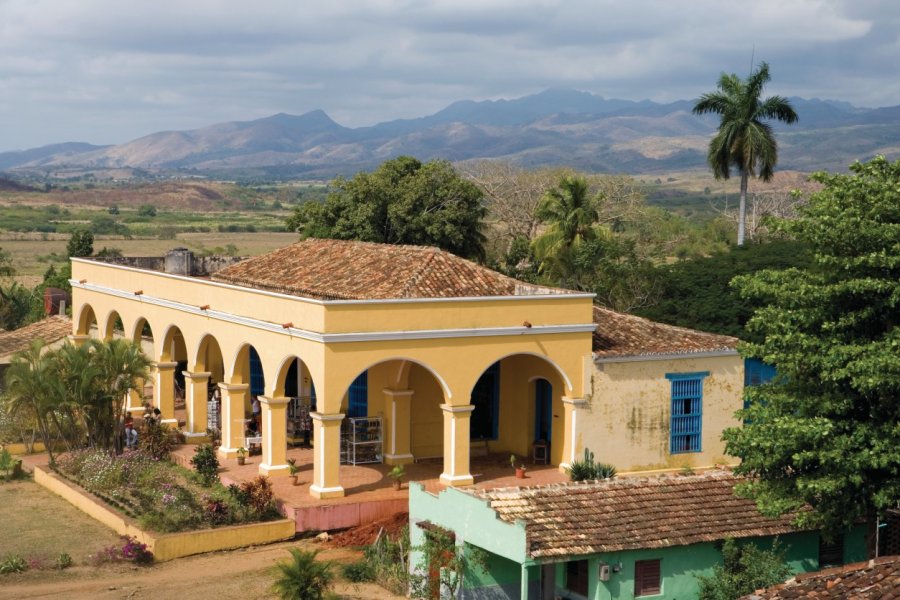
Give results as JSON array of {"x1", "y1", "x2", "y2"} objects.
[{"x1": 3, "y1": 90, "x2": 898, "y2": 179}]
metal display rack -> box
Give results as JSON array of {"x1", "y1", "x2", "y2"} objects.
[{"x1": 340, "y1": 416, "x2": 383, "y2": 465}]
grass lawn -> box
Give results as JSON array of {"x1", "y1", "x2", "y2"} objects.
[{"x1": 0, "y1": 479, "x2": 121, "y2": 564}]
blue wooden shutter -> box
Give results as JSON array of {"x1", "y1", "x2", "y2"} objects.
[
  {"x1": 347, "y1": 371, "x2": 368, "y2": 418},
  {"x1": 666, "y1": 372, "x2": 707, "y2": 454},
  {"x1": 248, "y1": 347, "x2": 265, "y2": 396}
]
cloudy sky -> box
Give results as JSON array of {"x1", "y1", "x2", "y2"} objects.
[{"x1": 1, "y1": 0, "x2": 898, "y2": 151}]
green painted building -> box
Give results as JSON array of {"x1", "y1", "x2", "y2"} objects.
[{"x1": 409, "y1": 472, "x2": 866, "y2": 599}]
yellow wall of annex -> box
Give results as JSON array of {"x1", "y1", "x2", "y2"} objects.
[{"x1": 587, "y1": 355, "x2": 744, "y2": 472}]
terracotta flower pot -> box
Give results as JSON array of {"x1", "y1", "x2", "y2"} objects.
[
  {"x1": 392, "y1": 479, "x2": 402, "y2": 491},
  {"x1": 291, "y1": 475, "x2": 299, "y2": 486},
  {"x1": 237, "y1": 456, "x2": 246, "y2": 466},
  {"x1": 515, "y1": 467, "x2": 526, "y2": 479}
]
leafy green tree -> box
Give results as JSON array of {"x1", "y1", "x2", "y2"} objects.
[
  {"x1": 285, "y1": 156, "x2": 487, "y2": 260},
  {"x1": 532, "y1": 175, "x2": 600, "y2": 281},
  {"x1": 697, "y1": 538, "x2": 792, "y2": 600},
  {"x1": 634, "y1": 240, "x2": 814, "y2": 339},
  {"x1": 0, "y1": 247, "x2": 14, "y2": 277},
  {"x1": 724, "y1": 157, "x2": 900, "y2": 547},
  {"x1": 693, "y1": 62, "x2": 798, "y2": 246},
  {"x1": 0, "y1": 283, "x2": 33, "y2": 331},
  {"x1": 271, "y1": 548, "x2": 335, "y2": 600},
  {"x1": 137, "y1": 204, "x2": 157, "y2": 217},
  {"x1": 66, "y1": 229, "x2": 94, "y2": 258}
]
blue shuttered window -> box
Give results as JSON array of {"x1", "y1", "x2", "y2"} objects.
[
  {"x1": 248, "y1": 347, "x2": 265, "y2": 396},
  {"x1": 471, "y1": 362, "x2": 500, "y2": 440},
  {"x1": 666, "y1": 372, "x2": 708, "y2": 454},
  {"x1": 347, "y1": 371, "x2": 368, "y2": 418}
]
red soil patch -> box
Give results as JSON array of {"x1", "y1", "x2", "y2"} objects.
[{"x1": 329, "y1": 512, "x2": 409, "y2": 548}]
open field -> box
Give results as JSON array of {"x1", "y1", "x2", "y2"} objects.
[
  {"x1": 0, "y1": 479, "x2": 403, "y2": 600},
  {"x1": 1, "y1": 231, "x2": 299, "y2": 284}
]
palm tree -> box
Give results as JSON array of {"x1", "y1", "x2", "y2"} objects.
[
  {"x1": 693, "y1": 61, "x2": 798, "y2": 246},
  {"x1": 271, "y1": 548, "x2": 334, "y2": 600},
  {"x1": 532, "y1": 175, "x2": 600, "y2": 283},
  {"x1": 2, "y1": 341, "x2": 64, "y2": 464}
]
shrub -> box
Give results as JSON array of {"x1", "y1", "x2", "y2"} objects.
[
  {"x1": 191, "y1": 444, "x2": 220, "y2": 486},
  {"x1": 566, "y1": 448, "x2": 617, "y2": 482},
  {"x1": 236, "y1": 476, "x2": 275, "y2": 518},
  {"x1": 202, "y1": 495, "x2": 230, "y2": 526},
  {"x1": 92, "y1": 536, "x2": 153, "y2": 566},
  {"x1": 342, "y1": 560, "x2": 374, "y2": 582},
  {"x1": 362, "y1": 526, "x2": 410, "y2": 595},
  {"x1": 55, "y1": 552, "x2": 73, "y2": 570},
  {"x1": 141, "y1": 421, "x2": 178, "y2": 460},
  {"x1": 697, "y1": 538, "x2": 791, "y2": 600},
  {"x1": 0, "y1": 553, "x2": 27, "y2": 574},
  {"x1": 272, "y1": 548, "x2": 334, "y2": 600}
]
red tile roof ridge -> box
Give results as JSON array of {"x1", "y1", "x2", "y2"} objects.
[
  {"x1": 741, "y1": 555, "x2": 900, "y2": 599},
  {"x1": 212, "y1": 238, "x2": 579, "y2": 300},
  {"x1": 0, "y1": 314, "x2": 72, "y2": 358},
  {"x1": 592, "y1": 305, "x2": 740, "y2": 358}
]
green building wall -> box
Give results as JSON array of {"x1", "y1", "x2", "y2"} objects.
[{"x1": 409, "y1": 483, "x2": 869, "y2": 600}]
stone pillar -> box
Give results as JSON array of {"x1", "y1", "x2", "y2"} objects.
[
  {"x1": 310, "y1": 411, "x2": 345, "y2": 498},
  {"x1": 383, "y1": 388, "x2": 414, "y2": 465},
  {"x1": 125, "y1": 386, "x2": 144, "y2": 413},
  {"x1": 183, "y1": 371, "x2": 211, "y2": 435},
  {"x1": 521, "y1": 563, "x2": 532, "y2": 600},
  {"x1": 155, "y1": 361, "x2": 178, "y2": 425},
  {"x1": 560, "y1": 396, "x2": 588, "y2": 470},
  {"x1": 259, "y1": 396, "x2": 290, "y2": 477},
  {"x1": 440, "y1": 404, "x2": 474, "y2": 487},
  {"x1": 218, "y1": 382, "x2": 249, "y2": 459}
]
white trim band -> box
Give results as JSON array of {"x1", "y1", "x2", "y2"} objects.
[{"x1": 72, "y1": 279, "x2": 596, "y2": 343}]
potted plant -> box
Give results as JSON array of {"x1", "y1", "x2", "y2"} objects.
[
  {"x1": 287, "y1": 458, "x2": 300, "y2": 485},
  {"x1": 511, "y1": 454, "x2": 527, "y2": 479},
  {"x1": 236, "y1": 447, "x2": 247, "y2": 465},
  {"x1": 388, "y1": 464, "x2": 405, "y2": 490}
]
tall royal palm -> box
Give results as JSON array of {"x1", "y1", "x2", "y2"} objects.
[{"x1": 693, "y1": 62, "x2": 798, "y2": 245}]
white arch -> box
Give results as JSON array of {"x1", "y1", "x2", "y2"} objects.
[
  {"x1": 470, "y1": 351, "x2": 573, "y2": 394},
  {"x1": 337, "y1": 355, "x2": 452, "y2": 400}
]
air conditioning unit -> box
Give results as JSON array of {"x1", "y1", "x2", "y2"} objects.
[{"x1": 599, "y1": 563, "x2": 610, "y2": 581}]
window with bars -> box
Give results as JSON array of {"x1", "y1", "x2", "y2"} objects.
[
  {"x1": 634, "y1": 559, "x2": 661, "y2": 596},
  {"x1": 666, "y1": 372, "x2": 708, "y2": 454},
  {"x1": 819, "y1": 534, "x2": 844, "y2": 568}
]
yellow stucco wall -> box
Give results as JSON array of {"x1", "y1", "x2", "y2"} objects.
[{"x1": 587, "y1": 354, "x2": 743, "y2": 472}]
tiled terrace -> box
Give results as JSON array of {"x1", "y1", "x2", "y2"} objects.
[{"x1": 170, "y1": 444, "x2": 569, "y2": 533}]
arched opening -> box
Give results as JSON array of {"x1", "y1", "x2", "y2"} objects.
[
  {"x1": 230, "y1": 343, "x2": 266, "y2": 444},
  {"x1": 195, "y1": 334, "x2": 225, "y2": 434},
  {"x1": 160, "y1": 325, "x2": 189, "y2": 403},
  {"x1": 130, "y1": 318, "x2": 155, "y2": 409},
  {"x1": 274, "y1": 355, "x2": 317, "y2": 448},
  {"x1": 102, "y1": 310, "x2": 125, "y2": 340},
  {"x1": 467, "y1": 354, "x2": 568, "y2": 465},
  {"x1": 76, "y1": 303, "x2": 98, "y2": 337}
]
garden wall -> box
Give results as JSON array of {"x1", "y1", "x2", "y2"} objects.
[{"x1": 34, "y1": 466, "x2": 295, "y2": 561}]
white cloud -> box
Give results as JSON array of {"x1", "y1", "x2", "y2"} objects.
[{"x1": 0, "y1": 0, "x2": 897, "y2": 150}]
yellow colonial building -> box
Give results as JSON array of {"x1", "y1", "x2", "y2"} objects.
[{"x1": 69, "y1": 240, "x2": 743, "y2": 499}]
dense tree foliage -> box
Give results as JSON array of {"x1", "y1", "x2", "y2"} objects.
[
  {"x1": 694, "y1": 62, "x2": 798, "y2": 245},
  {"x1": 286, "y1": 156, "x2": 487, "y2": 260},
  {"x1": 724, "y1": 157, "x2": 900, "y2": 543},
  {"x1": 635, "y1": 240, "x2": 814, "y2": 339},
  {"x1": 66, "y1": 229, "x2": 94, "y2": 258}
]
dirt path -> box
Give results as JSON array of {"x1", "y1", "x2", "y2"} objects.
[{"x1": 0, "y1": 539, "x2": 404, "y2": 600}]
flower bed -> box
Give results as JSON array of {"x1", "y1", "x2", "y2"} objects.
[{"x1": 55, "y1": 448, "x2": 280, "y2": 533}]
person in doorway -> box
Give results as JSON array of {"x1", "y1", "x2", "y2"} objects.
[{"x1": 251, "y1": 396, "x2": 261, "y2": 432}]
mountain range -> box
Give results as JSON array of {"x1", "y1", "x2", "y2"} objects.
[{"x1": 3, "y1": 89, "x2": 899, "y2": 179}]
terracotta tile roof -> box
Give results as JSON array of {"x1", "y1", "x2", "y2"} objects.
[
  {"x1": 592, "y1": 305, "x2": 739, "y2": 359},
  {"x1": 742, "y1": 556, "x2": 900, "y2": 599},
  {"x1": 0, "y1": 315, "x2": 71, "y2": 360},
  {"x1": 474, "y1": 471, "x2": 799, "y2": 559},
  {"x1": 211, "y1": 238, "x2": 575, "y2": 300}
]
